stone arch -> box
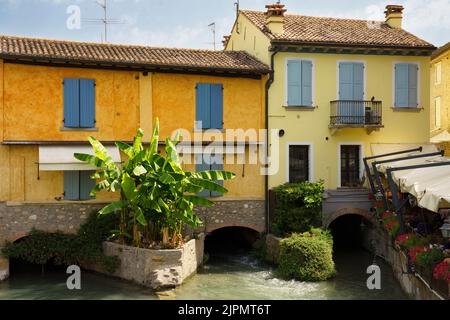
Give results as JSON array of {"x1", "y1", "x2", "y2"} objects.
[
  {"x1": 324, "y1": 207, "x2": 376, "y2": 229},
  {"x1": 205, "y1": 223, "x2": 264, "y2": 234}
]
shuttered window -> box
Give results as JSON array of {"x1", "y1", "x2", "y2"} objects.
[
  {"x1": 287, "y1": 60, "x2": 313, "y2": 107},
  {"x1": 64, "y1": 171, "x2": 96, "y2": 201},
  {"x1": 195, "y1": 154, "x2": 224, "y2": 198},
  {"x1": 64, "y1": 78, "x2": 96, "y2": 128},
  {"x1": 196, "y1": 83, "x2": 223, "y2": 130},
  {"x1": 394, "y1": 63, "x2": 418, "y2": 108}
]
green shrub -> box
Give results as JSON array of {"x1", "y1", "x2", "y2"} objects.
[
  {"x1": 271, "y1": 181, "x2": 324, "y2": 237},
  {"x1": 2, "y1": 212, "x2": 119, "y2": 273},
  {"x1": 277, "y1": 229, "x2": 336, "y2": 282},
  {"x1": 416, "y1": 248, "x2": 445, "y2": 270}
]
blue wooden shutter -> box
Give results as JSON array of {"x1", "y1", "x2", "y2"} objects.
[
  {"x1": 196, "y1": 84, "x2": 211, "y2": 129},
  {"x1": 301, "y1": 61, "x2": 313, "y2": 107},
  {"x1": 196, "y1": 154, "x2": 211, "y2": 197},
  {"x1": 80, "y1": 79, "x2": 96, "y2": 128},
  {"x1": 64, "y1": 171, "x2": 80, "y2": 200},
  {"x1": 339, "y1": 63, "x2": 354, "y2": 100},
  {"x1": 210, "y1": 154, "x2": 224, "y2": 197},
  {"x1": 408, "y1": 64, "x2": 418, "y2": 107},
  {"x1": 210, "y1": 84, "x2": 223, "y2": 129},
  {"x1": 353, "y1": 63, "x2": 365, "y2": 124},
  {"x1": 64, "y1": 78, "x2": 80, "y2": 128},
  {"x1": 79, "y1": 171, "x2": 96, "y2": 201},
  {"x1": 287, "y1": 61, "x2": 302, "y2": 106},
  {"x1": 395, "y1": 64, "x2": 409, "y2": 107}
]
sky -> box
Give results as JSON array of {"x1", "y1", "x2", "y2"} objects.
[{"x1": 0, "y1": 0, "x2": 449, "y2": 49}]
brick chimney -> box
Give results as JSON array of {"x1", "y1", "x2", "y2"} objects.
[
  {"x1": 265, "y1": 3, "x2": 286, "y2": 35},
  {"x1": 385, "y1": 5, "x2": 404, "y2": 29}
]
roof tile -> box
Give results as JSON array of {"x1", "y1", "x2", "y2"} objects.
[
  {"x1": 242, "y1": 10, "x2": 434, "y2": 49},
  {"x1": 0, "y1": 35, "x2": 270, "y2": 74}
]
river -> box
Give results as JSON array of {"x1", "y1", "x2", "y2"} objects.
[{"x1": 0, "y1": 249, "x2": 407, "y2": 300}]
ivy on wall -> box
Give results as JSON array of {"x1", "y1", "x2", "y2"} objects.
[{"x1": 1, "y1": 212, "x2": 119, "y2": 274}]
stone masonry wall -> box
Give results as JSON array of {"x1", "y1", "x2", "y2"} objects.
[{"x1": 194, "y1": 200, "x2": 266, "y2": 233}]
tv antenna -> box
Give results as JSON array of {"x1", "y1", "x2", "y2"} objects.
[
  {"x1": 208, "y1": 22, "x2": 216, "y2": 50},
  {"x1": 83, "y1": 0, "x2": 125, "y2": 42},
  {"x1": 234, "y1": 0, "x2": 240, "y2": 33}
]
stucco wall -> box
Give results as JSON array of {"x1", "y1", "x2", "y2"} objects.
[
  {"x1": 3, "y1": 63, "x2": 141, "y2": 142},
  {"x1": 431, "y1": 50, "x2": 450, "y2": 137},
  {"x1": 267, "y1": 52, "x2": 431, "y2": 189}
]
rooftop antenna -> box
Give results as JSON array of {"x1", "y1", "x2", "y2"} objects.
[
  {"x1": 208, "y1": 22, "x2": 216, "y2": 50},
  {"x1": 234, "y1": 0, "x2": 240, "y2": 33},
  {"x1": 83, "y1": 0, "x2": 125, "y2": 43}
]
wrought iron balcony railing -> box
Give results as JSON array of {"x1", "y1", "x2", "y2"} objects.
[{"x1": 330, "y1": 100, "x2": 383, "y2": 128}]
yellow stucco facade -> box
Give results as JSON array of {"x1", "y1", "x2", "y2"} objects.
[
  {"x1": 0, "y1": 60, "x2": 266, "y2": 203},
  {"x1": 431, "y1": 47, "x2": 450, "y2": 137},
  {"x1": 227, "y1": 12, "x2": 432, "y2": 190}
]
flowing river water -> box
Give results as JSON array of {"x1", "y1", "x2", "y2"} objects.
[{"x1": 0, "y1": 249, "x2": 407, "y2": 300}]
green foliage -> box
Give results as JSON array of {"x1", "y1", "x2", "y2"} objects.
[
  {"x1": 1, "y1": 213, "x2": 119, "y2": 273},
  {"x1": 271, "y1": 181, "x2": 324, "y2": 237},
  {"x1": 416, "y1": 248, "x2": 446, "y2": 270},
  {"x1": 75, "y1": 118, "x2": 235, "y2": 248},
  {"x1": 277, "y1": 229, "x2": 336, "y2": 282},
  {"x1": 401, "y1": 234, "x2": 428, "y2": 249}
]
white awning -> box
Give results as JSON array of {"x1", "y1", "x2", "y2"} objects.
[{"x1": 39, "y1": 145, "x2": 122, "y2": 171}]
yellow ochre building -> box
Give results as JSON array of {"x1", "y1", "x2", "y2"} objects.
[{"x1": 225, "y1": 3, "x2": 435, "y2": 190}]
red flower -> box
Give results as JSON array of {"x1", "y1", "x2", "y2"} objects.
[
  {"x1": 385, "y1": 220, "x2": 398, "y2": 230},
  {"x1": 382, "y1": 211, "x2": 393, "y2": 220},
  {"x1": 368, "y1": 194, "x2": 375, "y2": 200},
  {"x1": 374, "y1": 201, "x2": 384, "y2": 208},
  {"x1": 408, "y1": 245, "x2": 427, "y2": 263},
  {"x1": 433, "y1": 261, "x2": 450, "y2": 284},
  {"x1": 396, "y1": 233, "x2": 413, "y2": 245}
]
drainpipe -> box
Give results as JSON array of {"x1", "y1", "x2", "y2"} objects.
[{"x1": 264, "y1": 48, "x2": 280, "y2": 234}]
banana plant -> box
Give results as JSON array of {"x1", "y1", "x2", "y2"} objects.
[{"x1": 74, "y1": 118, "x2": 235, "y2": 248}]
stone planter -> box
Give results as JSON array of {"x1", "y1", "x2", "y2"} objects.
[
  {"x1": 99, "y1": 234, "x2": 204, "y2": 290},
  {"x1": 265, "y1": 234, "x2": 282, "y2": 265}
]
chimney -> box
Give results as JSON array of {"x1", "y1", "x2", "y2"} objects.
[
  {"x1": 265, "y1": 3, "x2": 286, "y2": 35},
  {"x1": 384, "y1": 5, "x2": 404, "y2": 29}
]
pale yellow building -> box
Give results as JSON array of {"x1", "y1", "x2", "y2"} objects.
[
  {"x1": 430, "y1": 42, "x2": 450, "y2": 155},
  {"x1": 226, "y1": 3, "x2": 435, "y2": 190}
]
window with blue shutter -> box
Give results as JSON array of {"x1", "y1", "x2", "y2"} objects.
[
  {"x1": 196, "y1": 83, "x2": 223, "y2": 129},
  {"x1": 338, "y1": 62, "x2": 365, "y2": 124},
  {"x1": 395, "y1": 63, "x2": 419, "y2": 108},
  {"x1": 287, "y1": 60, "x2": 313, "y2": 107},
  {"x1": 195, "y1": 154, "x2": 224, "y2": 198},
  {"x1": 64, "y1": 171, "x2": 96, "y2": 201},
  {"x1": 64, "y1": 78, "x2": 96, "y2": 128}
]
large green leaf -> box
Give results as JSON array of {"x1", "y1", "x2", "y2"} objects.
[
  {"x1": 116, "y1": 141, "x2": 134, "y2": 158},
  {"x1": 121, "y1": 173, "x2": 137, "y2": 201},
  {"x1": 184, "y1": 195, "x2": 214, "y2": 207},
  {"x1": 133, "y1": 165, "x2": 147, "y2": 177},
  {"x1": 134, "y1": 207, "x2": 148, "y2": 226},
  {"x1": 189, "y1": 178, "x2": 228, "y2": 194},
  {"x1": 88, "y1": 136, "x2": 116, "y2": 168},
  {"x1": 133, "y1": 128, "x2": 144, "y2": 155},
  {"x1": 98, "y1": 200, "x2": 128, "y2": 216},
  {"x1": 149, "y1": 119, "x2": 160, "y2": 155},
  {"x1": 74, "y1": 153, "x2": 105, "y2": 168},
  {"x1": 193, "y1": 170, "x2": 235, "y2": 181}
]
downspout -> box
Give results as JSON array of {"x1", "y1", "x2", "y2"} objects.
[{"x1": 265, "y1": 48, "x2": 280, "y2": 234}]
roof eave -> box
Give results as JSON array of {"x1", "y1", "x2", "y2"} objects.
[{"x1": 0, "y1": 53, "x2": 270, "y2": 76}]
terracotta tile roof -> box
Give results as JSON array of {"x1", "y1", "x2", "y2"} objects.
[
  {"x1": 0, "y1": 35, "x2": 270, "y2": 75},
  {"x1": 432, "y1": 42, "x2": 450, "y2": 60},
  {"x1": 241, "y1": 10, "x2": 435, "y2": 49}
]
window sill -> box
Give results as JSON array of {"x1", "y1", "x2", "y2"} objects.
[
  {"x1": 391, "y1": 107, "x2": 423, "y2": 113},
  {"x1": 61, "y1": 127, "x2": 99, "y2": 132},
  {"x1": 283, "y1": 106, "x2": 317, "y2": 111}
]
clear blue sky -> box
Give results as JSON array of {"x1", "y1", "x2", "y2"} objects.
[{"x1": 0, "y1": 0, "x2": 448, "y2": 49}]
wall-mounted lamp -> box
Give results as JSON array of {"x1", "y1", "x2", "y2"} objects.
[{"x1": 279, "y1": 129, "x2": 285, "y2": 138}]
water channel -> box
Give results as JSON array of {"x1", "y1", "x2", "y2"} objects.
[{"x1": 0, "y1": 249, "x2": 407, "y2": 300}]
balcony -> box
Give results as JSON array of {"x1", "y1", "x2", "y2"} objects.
[{"x1": 330, "y1": 100, "x2": 383, "y2": 134}]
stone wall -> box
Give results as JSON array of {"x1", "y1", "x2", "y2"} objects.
[
  {"x1": 195, "y1": 200, "x2": 265, "y2": 233},
  {"x1": 363, "y1": 224, "x2": 449, "y2": 300},
  {"x1": 265, "y1": 234, "x2": 281, "y2": 265},
  {"x1": 99, "y1": 235, "x2": 205, "y2": 290}
]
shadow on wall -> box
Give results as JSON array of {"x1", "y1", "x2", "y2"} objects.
[
  {"x1": 204, "y1": 227, "x2": 260, "y2": 255},
  {"x1": 329, "y1": 214, "x2": 373, "y2": 250}
]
